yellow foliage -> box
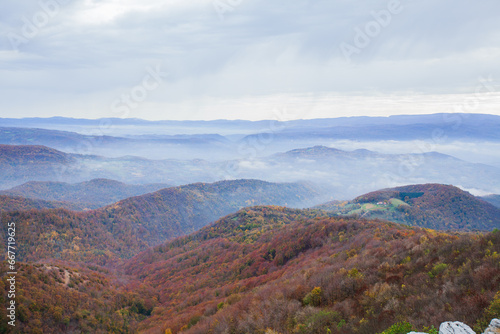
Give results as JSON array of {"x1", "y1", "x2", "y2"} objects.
[
  {"x1": 401, "y1": 256, "x2": 411, "y2": 264},
  {"x1": 348, "y1": 268, "x2": 363, "y2": 279},
  {"x1": 265, "y1": 329, "x2": 282, "y2": 334}
]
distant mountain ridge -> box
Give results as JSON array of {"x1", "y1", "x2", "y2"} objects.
[
  {"x1": 0, "y1": 178, "x2": 171, "y2": 209},
  {"x1": 0, "y1": 126, "x2": 232, "y2": 162},
  {"x1": 2, "y1": 114, "x2": 500, "y2": 163},
  {"x1": 241, "y1": 113, "x2": 500, "y2": 142},
  {"x1": 0, "y1": 144, "x2": 72, "y2": 164},
  {"x1": 0, "y1": 144, "x2": 77, "y2": 189},
  {"x1": 482, "y1": 194, "x2": 500, "y2": 208},
  {"x1": 0, "y1": 127, "x2": 229, "y2": 147},
  {"x1": 316, "y1": 184, "x2": 500, "y2": 231},
  {"x1": 1, "y1": 113, "x2": 499, "y2": 131},
  {"x1": 2, "y1": 144, "x2": 500, "y2": 199}
]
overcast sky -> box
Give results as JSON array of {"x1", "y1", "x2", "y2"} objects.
[{"x1": 1, "y1": 0, "x2": 499, "y2": 120}]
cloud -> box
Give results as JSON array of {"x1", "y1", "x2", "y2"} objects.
[{"x1": 1, "y1": 0, "x2": 500, "y2": 120}]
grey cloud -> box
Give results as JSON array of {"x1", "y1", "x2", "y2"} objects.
[{"x1": 1, "y1": 0, "x2": 499, "y2": 119}]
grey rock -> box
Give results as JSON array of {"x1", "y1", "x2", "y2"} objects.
[
  {"x1": 439, "y1": 322, "x2": 475, "y2": 334},
  {"x1": 483, "y1": 319, "x2": 500, "y2": 334}
]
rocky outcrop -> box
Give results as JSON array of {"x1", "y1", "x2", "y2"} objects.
[
  {"x1": 483, "y1": 319, "x2": 500, "y2": 334},
  {"x1": 439, "y1": 322, "x2": 475, "y2": 334},
  {"x1": 408, "y1": 319, "x2": 500, "y2": 334}
]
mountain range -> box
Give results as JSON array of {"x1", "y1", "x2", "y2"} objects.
[
  {"x1": 0, "y1": 178, "x2": 171, "y2": 209},
  {"x1": 1, "y1": 114, "x2": 500, "y2": 334},
  {"x1": 2, "y1": 113, "x2": 500, "y2": 137},
  {"x1": 1, "y1": 144, "x2": 500, "y2": 200},
  {"x1": 0, "y1": 127, "x2": 231, "y2": 160},
  {"x1": 3, "y1": 181, "x2": 498, "y2": 269},
  {"x1": 0, "y1": 179, "x2": 319, "y2": 264},
  {"x1": 1, "y1": 178, "x2": 499, "y2": 333},
  {"x1": 5, "y1": 205, "x2": 498, "y2": 333},
  {"x1": 2, "y1": 114, "x2": 500, "y2": 164}
]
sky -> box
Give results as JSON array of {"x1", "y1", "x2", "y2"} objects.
[{"x1": 1, "y1": 0, "x2": 500, "y2": 121}]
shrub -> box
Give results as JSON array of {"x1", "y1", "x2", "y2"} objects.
[
  {"x1": 377, "y1": 321, "x2": 414, "y2": 334},
  {"x1": 428, "y1": 263, "x2": 448, "y2": 278},
  {"x1": 303, "y1": 287, "x2": 323, "y2": 306}
]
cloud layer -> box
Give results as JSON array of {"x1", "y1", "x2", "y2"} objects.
[{"x1": 1, "y1": 0, "x2": 500, "y2": 120}]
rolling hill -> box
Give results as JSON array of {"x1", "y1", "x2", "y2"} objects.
[
  {"x1": 3, "y1": 188, "x2": 500, "y2": 333},
  {"x1": 0, "y1": 179, "x2": 319, "y2": 264},
  {"x1": 0, "y1": 144, "x2": 72, "y2": 164},
  {"x1": 7, "y1": 206, "x2": 500, "y2": 333},
  {"x1": 0, "y1": 194, "x2": 84, "y2": 211},
  {"x1": 0, "y1": 144, "x2": 76, "y2": 189},
  {"x1": 117, "y1": 206, "x2": 500, "y2": 333},
  {"x1": 315, "y1": 184, "x2": 500, "y2": 231},
  {"x1": 0, "y1": 178, "x2": 171, "y2": 209}
]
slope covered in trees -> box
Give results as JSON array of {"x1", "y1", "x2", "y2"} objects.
[
  {"x1": 0, "y1": 194, "x2": 84, "y2": 211},
  {"x1": 3, "y1": 199, "x2": 500, "y2": 333},
  {"x1": 1, "y1": 178, "x2": 171, "y2": 209},
  {"x1": 0, "y1": 180, "x2": 319, "y2": 264},
  {"x1": 0, "y1": 260, "x2": 154, "y2": 333},
  {"x1": 316, "y1": 184, "x2": 500, "y2": 231},
  {"x1": 119, "y1": 206, "x2": 500, "y2": 333}
]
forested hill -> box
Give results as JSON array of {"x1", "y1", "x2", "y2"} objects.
[
  {"x1": 3, "y1": 195, "x2": 500, "y2": 333},
  {"x1": 0, "y1": 144, "x2": 75, "y2": 189},
  {"x1": 0, "y1": 179, "x2": 319, "y2": 264},
  {"x1": 0, "y1": 178, "x2": 171, "y2": 209},
  {"x1": 120, "y1": 206, "x2": 500, "y2": 333},
  {"x1": 316, "y1": 184, "x2": 500, "y2": 231},
  {"x1": 0, "y1": 144, "x2": 72, "y2": 164},
  {"x1": 0, "y1": 195, "x2": 84, "y2": 211}
]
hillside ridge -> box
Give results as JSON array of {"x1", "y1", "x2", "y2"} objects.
[{"x1": 316, "y1": 183, "x2": 500, "y2": 231}]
